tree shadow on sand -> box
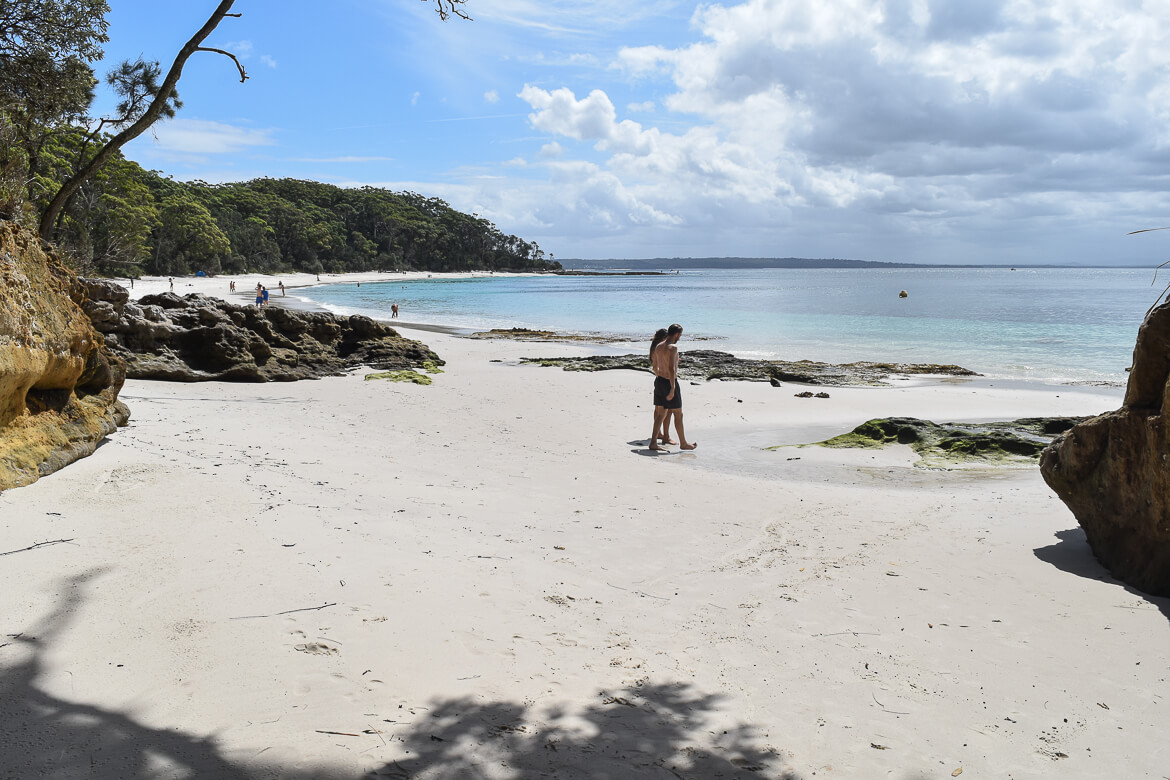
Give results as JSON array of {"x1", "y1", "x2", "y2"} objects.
[
  {"x1": 4, "y1": 571, "x2": 802, "y2": 779},
  {"x1": 368, "y1": 684, "x2": 799, "y2": 780},
  {"x1": 1033, "y1": 528, "x2": 1170, "y2": 625},
  {"x1": 0, "y1": 569, "x2": 319, "y2": 780}
]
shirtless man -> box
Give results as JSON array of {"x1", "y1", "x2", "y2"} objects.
[{"x1": 650, "y1": 323, "x2": 696, "y2": 451}]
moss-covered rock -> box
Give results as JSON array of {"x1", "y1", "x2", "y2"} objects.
[
  {"x1": 364, "y1": 370, "x2": 432, "y2": 385},
  {"x1": 782, "y1": 416, "x2": 1088, "y2": 468}
]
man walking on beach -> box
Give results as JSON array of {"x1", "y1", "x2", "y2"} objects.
[{"x1": 650, "y1": 323, "x2": 696, "y2": 451}]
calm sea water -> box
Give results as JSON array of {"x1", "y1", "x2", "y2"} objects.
[{"x1": 298, "y1": 267, "x2": 1162, "y2": 385}]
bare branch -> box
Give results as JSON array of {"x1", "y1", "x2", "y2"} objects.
[
  {"x1": 429, "y1": 0, "x2": 471, "y2": 21},
  {"x1": 0, "y1": 538, "x2": 76, "y2": 556},
  {"x1": 194, "y1": 47, "x2": 248, "y2": 83}
]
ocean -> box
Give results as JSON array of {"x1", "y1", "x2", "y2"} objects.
[{"x1": 296, "y1": 267, "x2": 1162, "y2": 386}]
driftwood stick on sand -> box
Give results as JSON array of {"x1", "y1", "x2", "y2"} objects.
[
  {"x1": 229, "y1": 602, "x2": 338, "y2": 620},
  {"x1": 0, "y1": 538, "x2": 76, "y2": 557}
]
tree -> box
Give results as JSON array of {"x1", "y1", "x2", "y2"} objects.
[
  {"x1": 0, "y1": 0, "x2": 109, "y2": 217},
  {"x1": 38, "y1": 0, "x2": 248, "y2": 240}
]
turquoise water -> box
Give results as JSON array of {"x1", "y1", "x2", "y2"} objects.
[{"x1": 298, "y1": 267, "x2": 1161, "y2": 385}]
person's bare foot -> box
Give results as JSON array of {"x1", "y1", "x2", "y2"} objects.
[
  {"x1": 649, "y1": 443, "x2": 667, "y2": 451},
  {"x1": 659, "y1": 436, "x2": 677, "y2": 445},
  {"x1": 679, "y1": 442, "x2": 697, "y2": 450}
]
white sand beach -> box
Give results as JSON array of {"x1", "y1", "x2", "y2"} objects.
[{"x1": 0, "y1": 277, "x2": 1164, "y2": 778}]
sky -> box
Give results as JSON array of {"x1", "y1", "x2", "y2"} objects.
[{"x1": 91, "y1": 0, "x2": 1170, "y2": 265}]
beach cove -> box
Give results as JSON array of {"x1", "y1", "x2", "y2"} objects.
[{"x1": 1, "y1": 276, "x2": 1165, "y2": 778}]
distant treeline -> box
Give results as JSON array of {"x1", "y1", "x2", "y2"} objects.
[
  {"x1": 19, "y1": 127, "x2": 561, "y2": 277},
  {"x1": 562, "y1": 257, "x2": 921, "y2": 270}
]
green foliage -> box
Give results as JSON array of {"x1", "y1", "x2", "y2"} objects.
[{"x1": 0, "y1": 0, "x2": 109, "y2": 218}]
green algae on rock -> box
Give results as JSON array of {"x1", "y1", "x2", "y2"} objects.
[
  {"x1": 420, "y1": 360, "x2": 445, "y2": 374},
  {"x1": 781, "y1": 416, "x2": 1087, "y2": 468},
  {"x1": 364, "y1": 370, "x2": 432, "y2": 385}
]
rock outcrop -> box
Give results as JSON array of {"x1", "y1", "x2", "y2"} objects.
[
  {"x1": 809, "y1": 416, "x2": 1085, "y2": 467},
  {"x1": 1040, "y1": 300, "x2": 1170, "y2": 596},
  {"x1": 80, "y1": 284, "x2": 442, "y2": 382},
  {"x1": 523, "y1": 350, "x2": 977, "y2": 387},
  {"x1": 0, "y1": 222, "x2": 130, "y2": 491}
]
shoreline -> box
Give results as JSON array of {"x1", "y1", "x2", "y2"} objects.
[{"x1": 120, "y1": 272, "x2": 1128, "y2": 390}]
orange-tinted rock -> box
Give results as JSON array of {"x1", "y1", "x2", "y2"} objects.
[{"x1": 0, "y1": 222, "x2": 129, "y2": 491}]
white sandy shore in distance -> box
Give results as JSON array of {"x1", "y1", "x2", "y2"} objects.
[{"x1": 1, "y1": 273, "x2": 1164, "y2": 778}]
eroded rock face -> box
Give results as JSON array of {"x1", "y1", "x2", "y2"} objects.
[
  {"x1": 0, "y1": 222, "x2": 130, "y2": 491},
  {"x1": 80, "y1": 284, "x2": 442, "y2": 382},
  {"x1": 1039, "y1": 300, "x2": 1170, "y2": 596}
]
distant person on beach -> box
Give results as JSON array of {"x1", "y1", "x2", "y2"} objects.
[
  {"x1": 169, "y1": 277, "x2": 174, "y2": 291},
  {"x1": 255, "y1": 283, "x2": 264, "y2": 307},
  {"x1": 650, "y1": 323, "x2": 696, "y2": 451},
  {"x1": 262, "y1": 286, "x2": 270, "y2": 306},
  {"x1": 279, "y1": 281, "x2": 285, "y2": 296},
  {"x1": 391, "y1": 304, "x2": 399, "y2": 318}
]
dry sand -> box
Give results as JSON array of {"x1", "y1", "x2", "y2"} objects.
[{"x1": 0, "y1": 275, "x2": 1165, "y2": 779}]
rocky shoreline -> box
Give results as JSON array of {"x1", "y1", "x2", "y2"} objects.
[
  {"x1": 80, "y1": 280, "x2": 441, "y2": 382},
  {"x1": 522, "y1": 349, "x2": 978, "y2": 387},
  {"x1": 796, "y1": 415, "x2": 1088, "y2": 467}
]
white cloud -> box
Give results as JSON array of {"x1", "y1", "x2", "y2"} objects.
[
  {"x1": 627, "y1": 101, "x2": 655, "y2": 113},
  {"x1": 260, "y1": 55, "x2": 277, "y2": 68},
  {"x1": 486, "y1": 0, "x2": 1170, "y2": 261},
  {"x1": 484, "y1": 89, "x2": 500, "y2": 103},
  {"x1": 411, "y1": 91, "x2": 420, "y2": 106},
  {"x1": 135, "y1": 118, "x2": 275, "y2": 156},
  {"x1": 224, "y1": 40, "x2": 254, "y2": 56}
]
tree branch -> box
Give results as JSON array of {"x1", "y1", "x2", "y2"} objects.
[{"x1": 194, "y1": 47, "x2": 248, "y2": 83}]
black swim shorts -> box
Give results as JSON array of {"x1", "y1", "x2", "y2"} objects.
[{"x1": 654, "y1": 376, "x2": 681, "y2": 409}]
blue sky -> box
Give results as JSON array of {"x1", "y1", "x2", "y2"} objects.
[{"x1": 93, "y1": 0, "x2": 1170, "y2": 265}]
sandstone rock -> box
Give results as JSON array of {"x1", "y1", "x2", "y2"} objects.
[
  {"x1": 81, "y1": 284, "x2": 442, "y2": 382},
  {"x1": 0, "y1": 222, "x2": 129, "y2": 491},
  {"x1": 1040, "y1": 300, "x2": 1170, "y2": 596}
]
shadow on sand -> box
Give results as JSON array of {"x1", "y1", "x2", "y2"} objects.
[
  {"x1": 4, "y1": 571, "x2": 800, "y2": 779},
  {"x1": 365, "y1": 684, "x2": 796, "y2": 779},
  {"x1": 1033, "y1": 528, "x2": 1170, "y2": 625}
]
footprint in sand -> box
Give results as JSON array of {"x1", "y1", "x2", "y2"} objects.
[{"x1": 294, "y1": 642, "x2": 338, "y2": 656}]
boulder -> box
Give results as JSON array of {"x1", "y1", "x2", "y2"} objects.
[
  {"x1": 80, "y1": 284, "x2": 442, "y2": 382},
  {"x1": 0, "y1": 222, "x2": 130, "y2": 491},
  {"x1": 1040, "y1": 300, "x2": 1170, "y2": 596}
]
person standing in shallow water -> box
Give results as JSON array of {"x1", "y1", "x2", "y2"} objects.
[{"x1": 650, "y1": 323, "x2": 696, "y2": 451}]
